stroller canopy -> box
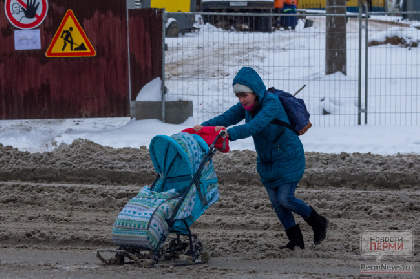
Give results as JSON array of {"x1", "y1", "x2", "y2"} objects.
[
  {"x1": 149, "y1": 132, "x2": 210, "y2": 178},
  {"x1": 149, "y1": 132, "x2": 219, "y2": 233}
]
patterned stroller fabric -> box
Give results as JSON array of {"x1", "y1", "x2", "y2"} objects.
[
  {"x1": 111, "y1": 132, "x2": 219, "y2": 249},
  {"x1": 112, "y1": 186, "x2": 180, "y2": 250}
]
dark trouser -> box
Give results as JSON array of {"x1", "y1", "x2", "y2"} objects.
[{"x1": 265, "y1": 181, "x2": 311, "y2": 229}]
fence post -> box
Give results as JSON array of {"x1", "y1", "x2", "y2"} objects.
[
  {"x1": 127, "y1": 0, "x2": 134, "y2": 117},
  {"x1": 364, "y1": 3, "x2": 369, "y2": 125},
  {"x1": 358, "y1": 2, "x2": 369, "y2": 125},
  {"x1": 162, "y1": 10, "x2": 167, "y2": 123}
]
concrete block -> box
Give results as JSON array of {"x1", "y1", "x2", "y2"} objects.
[{"x1": 135, "y1": 101, "x2": 193, "y2": 124}]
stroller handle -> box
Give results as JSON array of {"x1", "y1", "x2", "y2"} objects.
[
  {"x1": 218, "y1": 130, "x2": 227, "y2": 138},
  {"x1": 209, "y1": 130, "x2": 227, "y2": 150}
]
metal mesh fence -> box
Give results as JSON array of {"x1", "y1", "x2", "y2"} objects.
[
  {"x1": 367, "y1": 14, "x2": 420, "y2": 125},
  {"x1": 163, "y1": 11, "x2": 420, "y2": 126}
]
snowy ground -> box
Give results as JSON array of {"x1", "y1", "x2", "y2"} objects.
[
  {"x1": 0, "y1": 117, "x2": 420, "y2": 155},
  {"x1": 1, "y1": 15, "x2": 419, "y2": 155}
]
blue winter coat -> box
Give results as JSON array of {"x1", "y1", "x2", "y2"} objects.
[{"x1": 201, "y1": 67, "x2": 305, "y2": 188}]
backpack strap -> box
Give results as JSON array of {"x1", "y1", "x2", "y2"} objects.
[{"x1": 271, "y1": 119, "x2": 299, "y2": 135}]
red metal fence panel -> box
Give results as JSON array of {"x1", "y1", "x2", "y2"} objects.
[
  {"x1": 0, "y1": 0, "x2": 135, "y2": 119},
  {"x1": 129, "y1": 8, "x2": 163, "y2": 101}
]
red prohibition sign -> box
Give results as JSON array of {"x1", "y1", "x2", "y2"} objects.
[{"x1": 5, "y1": 0, "x2": 48, "y2": 29}]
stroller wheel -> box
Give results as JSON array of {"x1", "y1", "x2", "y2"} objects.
[
  {"x1": 116, "y1": 253, "x2": 124, "y2": 265},
  {"x1": 185, "y1": 237, "x2": 205, "y2": 262},
  {"x1": 194, "y1": 239, "x2": 204, "y2": 257},
  {"x1": 194, "y1": 239, "x2": 211, "y2": 263}
]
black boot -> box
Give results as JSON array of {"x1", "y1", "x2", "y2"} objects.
[
  {"x1": 280, "y1": 224, "x2": 305, "y2": 250},
  {"x1": 304, "y1": 207, "x2": 329, "y2": 245}
]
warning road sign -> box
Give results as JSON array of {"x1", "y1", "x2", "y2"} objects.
[
  {"x1": 5, "y1": 0, "x2": 48, "y2": 29},
  {"x1": 46, "y1": 10, "x2": 96, "y2": 57}
]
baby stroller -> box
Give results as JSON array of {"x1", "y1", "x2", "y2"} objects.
[{"x1": 96, "y1": 130, "x2": 227, "y2": 267}]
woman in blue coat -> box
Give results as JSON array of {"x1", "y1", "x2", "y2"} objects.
[{"x1": 194, "y1": 67, "x2": 328, "y2": 250}]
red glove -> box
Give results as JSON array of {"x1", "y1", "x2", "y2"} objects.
[{"x1": 182, "y1": 126, "x2": 230, "y2": 153}]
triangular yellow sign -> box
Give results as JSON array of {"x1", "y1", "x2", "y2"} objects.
[{"x1": 46, "y1": 10, "x2": 96, "y2": 57}]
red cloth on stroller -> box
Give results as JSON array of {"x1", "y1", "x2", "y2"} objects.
[{"x1": 182, "y1": 126, "x2": 230, "y2": 153}]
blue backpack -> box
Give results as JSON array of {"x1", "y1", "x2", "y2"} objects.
[{"x1": 267, "y1": 87, "x2": 312, "y2": 136}]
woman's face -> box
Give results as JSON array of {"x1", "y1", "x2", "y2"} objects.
[{"x1": 235, "y1": 92, "x2": 256, "y2": 107}]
